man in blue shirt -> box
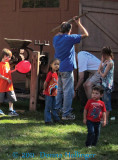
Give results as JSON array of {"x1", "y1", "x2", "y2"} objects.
[{"x1": 53, "y1": 17, "x2": 89, "y2": 120}]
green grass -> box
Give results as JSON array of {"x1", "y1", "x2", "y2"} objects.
[{"x1": 0, "y1": 99, "x2": 118, "y2": 160}]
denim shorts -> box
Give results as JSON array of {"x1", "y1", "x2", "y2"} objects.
[
  {"x1": 0, "y1": 91, "x2": 17, "y2": 103},
  {"x1": 88, "y1": 71, "x2": 101, "y2": 85},
  {"x1": 102, "y1": 89, "x2": 112, "y2": 111}
]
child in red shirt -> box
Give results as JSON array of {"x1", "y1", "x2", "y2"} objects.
[
  {"x1": 83, "y1": 86, "x2": 106, "y2": 147},
  {"x1": 43, "y1": 58, "x2": 61, "y2": 125}
]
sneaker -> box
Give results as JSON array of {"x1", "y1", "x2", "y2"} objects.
[
  {"x1": 53, "y1": 120, "x2": 64, "y2": 124},
  {"x1": 8, "y1": 110, "x2": 19, "y2": 116},
  {"x1": 0, "y1": 109, "x2": 5, "y2": 115},
  {"x1": 62, "y1": 113, "x2": 75, "y2": 120},
  {"x1": 45, "y1": 122, "x2": 53, "y2": 125},
  {"x1": 86, "y1": 146, "x2": 92, "y2": 148},
  {"x1": 57, "y1": 109, "x2": 62, "y2": 117}
]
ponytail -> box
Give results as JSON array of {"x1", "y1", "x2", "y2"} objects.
[{"x1": 101, "y1": 46, "x2": 114, "y2": 59}]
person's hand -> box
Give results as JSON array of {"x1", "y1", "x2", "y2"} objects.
[
  {"x1": 97, "y1": 69, "x2": 100, "y2": 74},
  {"x1": 73, "y1": 91, "x2": 76, "y2": 98},
  {"x1": 101, "y1": 55, "x2": 105, "y2": 63},
  {"x1": 97, "y1": 70, "x2": 100, "y2": 74},
  {"x1": 43, "y1": 90, "x2": 45, "y2": 95},
  {"x1": 73, "y1": 16, "x2": 79, "y2": 24},
  {"x1": 15, "y1": 65, "x2": 18, "y2": 71},
  {"x1": 10, "y1": 66, "x2": 17, "y2": 73},
  {"x1": 83, "y1": 119, "x2": 87, "y2": 124},
  {"x1": 102, "y1": 121, "x2": 106, "y2": 127},
  {"x1": 74, "y1": 90, "x2": 78, "y2": 98},
  {"x1": 104, "y1": 60, "x2": 108, "y2": 65}
]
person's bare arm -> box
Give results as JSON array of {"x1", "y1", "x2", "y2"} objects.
[
  {"x1": 74, "y1": 18, "x2": 89, "y2": 38},
  {"x1": 99, "y1": 62, "x2": 113, "y2": 78},
  {"x1": 98, "y1": 56, "x2": 104, "y2": 73},
  {"x1": 10, "y1": 66, "x2": 17, "y2": 73},
  {"x1": 43, "y1": 81, "x2": 48, "y2": 94},
  {"x1": 83, "y1": 109, "x2": 87, "y2": 124},
  {"x1": 75, "y1": 72, "x2": 84, "y2": 91},
  {"x1": 98, "y1": 62, "x2": 103, "y2": 74},
  {"x1": 0, "y1": 74, "x2": 11, "y2": 83},
  {"x1": 102, "y1": 112, "x2": 106, "y2": 127},
  {"x1": 43, "y1": 81, "x2": 48, "y2": 90}
]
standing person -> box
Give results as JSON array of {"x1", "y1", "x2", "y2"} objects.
[
  {"x1": 43, "y1": 58, "x2": 61, "y2": 125},
  {"x1": 83, "y1": 86, "x2": 106, "y2": 147},
  {"x1": 98, "y1": 47, "x2": 114, "y2": 124},
  {"x1": 53, "y1": 17, "x2": 89, "y2": 120},
  {"x1": 0, "y1": 48, "x2": 18, "y2": 116},
  {"x1": 75, "y1": 51, "x2": 101, "y2": 99}
]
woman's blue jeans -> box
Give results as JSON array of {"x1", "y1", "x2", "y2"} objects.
[
  {"x1": 44, "y1": 95, "x2": 60, "y2": 122},
  {"x1": 86, "y1": 120, "x2": 101, "y2": 146},
  {"x1": 55, "y1": 71, "x2": 74, "y2": 117}
]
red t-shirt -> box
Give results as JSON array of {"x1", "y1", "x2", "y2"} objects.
[
  {"x1": 85, "y1": 99, "x2": 106, "y2": 122},
  {"x1": 0, "y1": 62, "x2": 14, "y2": 92},
  {"x1": 44, "y1": 71, "x2": 58, "y2": 96}
]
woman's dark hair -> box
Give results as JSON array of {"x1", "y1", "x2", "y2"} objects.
[
  {"x1": 60, "y1": 22, "x2": 72, "y2": 33},
  {"x1": 101, "y1": 46, "x2": 114, "y2": 59},
  {"x1": 48, "y1": 58, "x2": 60, "y2": 73}
]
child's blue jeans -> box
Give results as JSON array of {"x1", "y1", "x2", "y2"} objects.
[
  {"x1": 44, "y1": 95, "x2": 60, "y2": 122},
  {"x1": 102, "y1": 89, "x2": 112, "y2": 111},
  {"x1": 86, "y1": 120, "x2": 101, "y2": 146}
]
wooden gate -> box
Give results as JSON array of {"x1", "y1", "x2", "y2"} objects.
[
  {"x1": 79, "y1": 0, "x2": 118, "y2": 53},
  {"x1": 78, "y1": 0, "x2": 118, "y2": 105}
]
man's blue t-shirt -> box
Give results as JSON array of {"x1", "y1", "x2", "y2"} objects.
[{"x1": 53, "y1": 34, "x2": 81, "y2": 72}]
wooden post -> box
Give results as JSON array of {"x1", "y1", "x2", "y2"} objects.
[{"x1": 29, "y1": 51, "x2": 40, "y2": 111}]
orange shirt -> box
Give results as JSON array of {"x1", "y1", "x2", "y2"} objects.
[{"x1": 0, "y1": 62, "x2": 14, "y2": 92}]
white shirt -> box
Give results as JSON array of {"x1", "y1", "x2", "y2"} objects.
[{"x1": 77, "y1": 51, "x2": 100, "y2": 72}]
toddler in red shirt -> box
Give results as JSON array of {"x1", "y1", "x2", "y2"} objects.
[{"x1": 83, "y1": 86, "x2": 106, "y2": 147}]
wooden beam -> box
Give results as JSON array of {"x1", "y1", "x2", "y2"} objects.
[
  {"x1": 12, "y1": 0, "x2": 16, "y2": 11},
  {"x1": 51, "y1": 12, "x2": 88, "y2": 33},
  {"x1": 85, "y1": 14, "x2": 118, "y2": 46},
  {"x1": 16, "y1": 93, "x2": 45, "y2": 101},
  {"x1": 83, "y1": 6, "x2": 118, "y2": 15},
  {"x1": 29, "y1": 51, "x2": 40, "y2": 111},
  {"x1": 78, "y1": 2, "x2": 83, "y2": 51},
  {"x1": 16, "y1": 93, "x2": 30, "y2": 98}
]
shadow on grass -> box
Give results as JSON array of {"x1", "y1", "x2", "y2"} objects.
[
  {"x1": 0, "y1": 121, "x2": 87, "y2": 159},
  {"x1": 1, "y1": 128, "x2": 117, "y2": 160},
  {"x1": 0, "y1": 132, "x2": 87, "y2": 157},
  {"x1": 95, "y1": 150, "x2": 118, "y2": 160}
]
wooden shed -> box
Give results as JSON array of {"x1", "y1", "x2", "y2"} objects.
[{"x1": 0, "y1": 0, "x2": 118, "y2": 106}]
